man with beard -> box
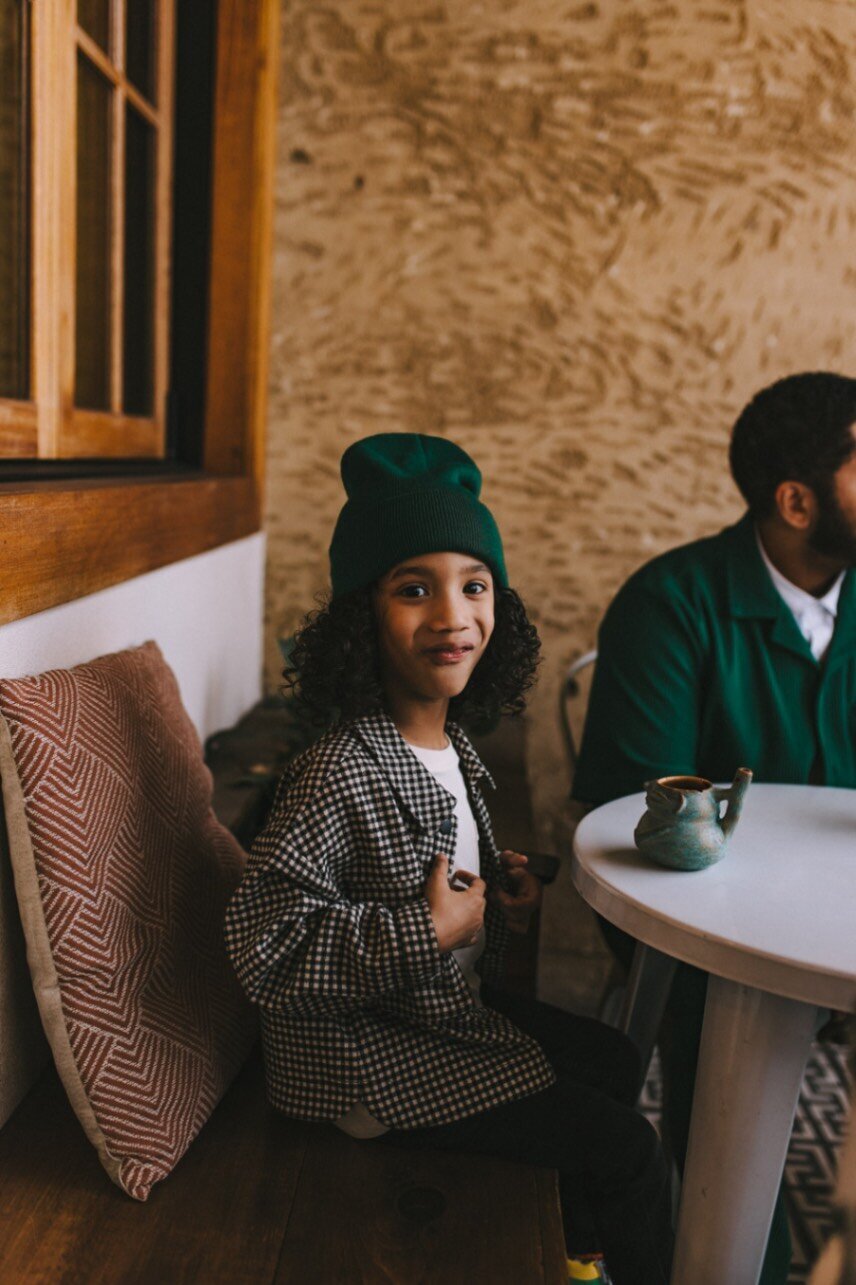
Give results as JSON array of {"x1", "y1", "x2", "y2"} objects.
[{"x1": 572, "y1": 371, "x2": 856, "y2": 1284}]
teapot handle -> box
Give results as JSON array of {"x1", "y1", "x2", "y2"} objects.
[
  {"x1": 717, "y1": 767, "x2": 754, "y2": 835},
  {"x1": 712, "y1": 786, "x2": 729, "y2": 821},
  {"x1": 713, "y1": 768, "x2": 753, "y2": 803}
]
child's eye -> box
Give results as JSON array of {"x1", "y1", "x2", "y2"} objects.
[
  {"x1": 464, "y1": 581, "x2": 489, "y2": 595},
  {"x1": 398, "y1": 583, "x2": 428, "y2": 598}
]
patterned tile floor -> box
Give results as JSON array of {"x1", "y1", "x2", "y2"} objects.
[{"x1": 639, "y1": 1044, "x2": 851, "y2": 1283}]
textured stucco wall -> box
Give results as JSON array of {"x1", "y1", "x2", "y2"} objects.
[{"x1": 264, "y1": 0, "x2": 856, "y2": 843}]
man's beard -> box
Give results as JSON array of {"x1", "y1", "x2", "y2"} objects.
[{"x1": 809, "y1": 479, "x2": 856, "y2": 566}]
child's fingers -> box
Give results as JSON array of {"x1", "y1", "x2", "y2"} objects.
[
  {"x1": 506, "y1": 869, "x2": 542, "y2": 900},
  {"x1": 493, "y1": 891, "x2": 534, "y2": 934},
  {"x1": 489, "y1": 883, "x2": 520, "y2": 903},
  {"x1": 495, "y1": 886, "x2": 539, "y2": 910},
  {"x1": 499, "y1": 849, "x2": 528, "y2": 868},
  {"x1": 425, "y1": 853, "x2": 450, "y2": 889},
  {"x1": 450, "y1": 868, "x2": 484, "y2": 893}
]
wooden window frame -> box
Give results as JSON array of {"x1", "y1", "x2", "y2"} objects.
[
  {"x1": 0, "y1": 0, "x2": 175, "y2": 458},
  {"x1": 0, "y1": 0, "x2": 277, "y2": 625}
]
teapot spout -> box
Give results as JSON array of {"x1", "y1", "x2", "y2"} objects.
[{"x1": 720, "y1": 767, "x2": 753, "y2": 836}]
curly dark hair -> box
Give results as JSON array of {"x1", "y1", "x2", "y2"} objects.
[
  {"x1": 283, "y1": 585, "x2": 541, "y2": 732},
  {"x1": 729, "y1": 371, "x2": 856, "y2": 516}
]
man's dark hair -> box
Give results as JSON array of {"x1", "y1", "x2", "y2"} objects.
[
  {"x1": 729, "y1": 372, "x2": 856, "y2": 517},
  {"x1": 283, "y1": 585, "x2": 541, "y2": 732}
]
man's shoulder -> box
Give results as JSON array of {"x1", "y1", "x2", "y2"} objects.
[{"x1": 614, "y1": 521, "x2": 740, "y2": 609}]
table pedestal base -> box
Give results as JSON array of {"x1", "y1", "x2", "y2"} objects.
[{"x1": 672, "y1": 976, "x2": 818, "y2": 1285}]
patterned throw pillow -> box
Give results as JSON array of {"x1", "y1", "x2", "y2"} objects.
[{"x1": 0, "y1": 642, "x2": 256, "y2": 1201}]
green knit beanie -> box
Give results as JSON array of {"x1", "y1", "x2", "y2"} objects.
[{"x1": 329, "y1": 433, "x2": 508, "y2": 598}]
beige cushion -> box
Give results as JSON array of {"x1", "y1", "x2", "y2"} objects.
[{"x1": 0, "y1": 642, "x2": 256, "y2": 1200}]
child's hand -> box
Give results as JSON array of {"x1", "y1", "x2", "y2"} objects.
[
  {"x1": 490, "y1": 850, "x2": 541, "y2": 934},
  {"x1": 424, "y1": 853, "x2": 485, "y2": 953}
]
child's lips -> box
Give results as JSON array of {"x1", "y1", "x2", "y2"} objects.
[{"x1": 424, "y1": 645, "x2": 473, "y2": 665}]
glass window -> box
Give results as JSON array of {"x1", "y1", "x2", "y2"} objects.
[
  {"x1": 74, "y1": 53, "x2": 113, "y2": 411},
  {"x1": 126, "y1": 0, "x2": 156, "y2": 103},
  {"x1": 0, "y1": 0, "x2": 30, "y2": 400},
  {"x1": 123, "y1": 105, "x2": 155, "y2": 416},
  {"x1": 77, "y1": 0, "x2": 111, "y2": 55}
]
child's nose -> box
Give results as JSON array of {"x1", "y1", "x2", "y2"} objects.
[{"x1": 429, "y1": 593, "x2": 468, "y2": 631}]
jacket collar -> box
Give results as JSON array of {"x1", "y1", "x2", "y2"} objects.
[
  {"x1": 726, "y1": 512, "x2": 794, "y2": 621},
  {"x1": 350, "y1": 710, "x2": 494, "y2": 835},
  {"x1": 725, "y1": 511, "x2": 856, "y2": 668},
  {"x1": 446, "y1": 722, "x2": 496, "y2": 791},
  {"x1": 823, "y1": 568, "x2": 856, "y2": 671}
]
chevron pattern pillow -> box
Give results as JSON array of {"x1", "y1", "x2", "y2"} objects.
[{"x1": 0, "y1": 642, "x2": 256, "y2": 1201}]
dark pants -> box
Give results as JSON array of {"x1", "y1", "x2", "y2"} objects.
[
  {"x1": 377, "y1": 985, "x2": 674, "y2": 1285},
  {"x1": 600, "y1": 917, "x2": 792, "y2": 1285}
]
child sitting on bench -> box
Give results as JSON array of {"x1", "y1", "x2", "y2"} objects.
[{"x1": 224, "y1": 433, "x2": 673, "y2": 1284}]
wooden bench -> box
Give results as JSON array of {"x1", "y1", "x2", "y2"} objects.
[{"x1": 0, "y1": 703, "x2": 566, "y2": 1283}]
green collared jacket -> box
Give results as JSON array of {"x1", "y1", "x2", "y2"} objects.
[{"x1": 573, "y1": 514, "x2": 856, "y2": 805}]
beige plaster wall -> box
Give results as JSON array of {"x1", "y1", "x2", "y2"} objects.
[{"x1": 264, "y1": 0, "x2": 856, "y2": 844}]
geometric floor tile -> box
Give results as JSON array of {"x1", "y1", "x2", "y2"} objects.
[{"x1": 639, "y1": 1042, "x2": 852, "y2": 1284}]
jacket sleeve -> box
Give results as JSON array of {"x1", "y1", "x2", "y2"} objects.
[
  {"x1": 572, "y1": 576, "x2": 705, "y2": 806},
  {"x1": 223, "y1": 780, "x2": 441, "y2": 1015}
]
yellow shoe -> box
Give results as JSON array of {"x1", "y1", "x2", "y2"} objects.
[{"x1": 567, "y1": 1256, "x2": 612, "y2": 1282}]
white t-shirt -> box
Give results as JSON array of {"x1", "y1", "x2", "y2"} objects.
[
  {"x1": 334, "y1": 735, "x2": 484, "y2": 1140},
  {"x1": 407, "y1": 737, "x2": 485, "y2": 995}
]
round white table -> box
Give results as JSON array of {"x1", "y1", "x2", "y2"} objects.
[{"x1": 572, "y1": 783, "x2": 856, "y2": 1285}]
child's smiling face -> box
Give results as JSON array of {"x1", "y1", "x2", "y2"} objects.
[{"x1": 374, "y1": 552, "x2": 495, "y2": 707}]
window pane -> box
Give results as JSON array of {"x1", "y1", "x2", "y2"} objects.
[
  {"x1": 75, "y1": 54, "x2": 113, "y2": 411},
  {"x1": 126, "y1": 0, "x2": 156, "y2": 103},
  {"x1": 77, "y1": 0, "x2": 110, "y2": 53},
  {"x1": 0, "y1": 0, "x2": 30, "y2": 400},
  {"x1": 123, "y1": 105, "x2": 155, "y2": 416}
]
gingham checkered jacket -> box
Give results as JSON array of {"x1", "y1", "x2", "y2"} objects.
[{"x1": 224, "y1": 711, "x2": 555, "y2": 1129}]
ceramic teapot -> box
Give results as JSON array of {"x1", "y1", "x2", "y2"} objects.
[{"x1": 633, "y1": 768, "x2": 753, "y2": 871}]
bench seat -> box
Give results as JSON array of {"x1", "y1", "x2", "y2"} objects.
[
  {"x1": 0, "y1": 700, "x2": 566, "y2": 1283},
  {"x1": 0, "y1": 1050, "x2": 565, "y2": 1283}
]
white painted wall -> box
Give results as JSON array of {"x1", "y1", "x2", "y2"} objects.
[
  {"x1": 0, "y1": 532, "x2": 266, "y2": 1129},
  {"x1": 0, "y1": 533, "x2": 266, "y2": 740}
]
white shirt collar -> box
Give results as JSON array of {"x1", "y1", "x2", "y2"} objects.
[{"x1": 755, "y1": 529, "x2": 844, "y2": 621}]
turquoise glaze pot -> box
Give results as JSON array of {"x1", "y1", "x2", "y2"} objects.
[{"x1": 634, "y1": 768, "x2": 753, "y2": 871}]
